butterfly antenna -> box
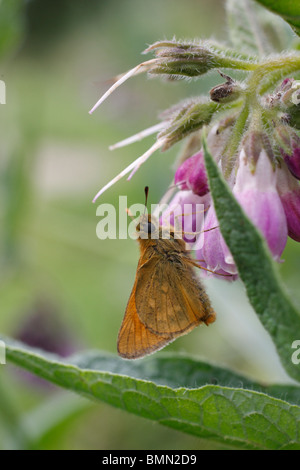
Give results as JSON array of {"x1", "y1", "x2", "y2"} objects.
[{"x1": 144, "y1": 186, "x2": 149, "y2": 216}]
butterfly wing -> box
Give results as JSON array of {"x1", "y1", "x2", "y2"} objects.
[
  {"x1": 117, "y1": 276, "x2": 174, "y2": 359},
  {"x1": 134, "y1": 255, "x2": 216, "y2": 337}
]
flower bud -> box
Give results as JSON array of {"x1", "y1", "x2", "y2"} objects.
[
  {"x1": 281, "y1": 79, "x2": 300, "y2": 107},
  {"x1": 144, "y1": 40, "x2": 221, "y2": 79},
  {"x1": 276, "y1": 79, "x2": 300, "y2": 130},
  {"x1": 159, "y1": 98, "x2": 218, "y2": 150},
  {"x1": 279, "y1": 78, "x2": 294, "y2": 93},
  {"x1": 242, "y1": 131, "x2": 274, "y2": 172},
  {"x1": 205, "y1": 116, "x2": 236, "y2": 168}
]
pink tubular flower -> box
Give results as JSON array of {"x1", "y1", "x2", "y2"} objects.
[
  {"x1": 282, "y1": 146, "x2": 300, "y2": 181},
  {"x1": 233, "y1": 148, "x2": 288, "y2": 260},
  {"x1": 198, "y1": 142, "x2": 288, "y2": 278},
  {"x1": 199, "y1": 203, "x2": 238, "y2": 277},
  {"x1": 161, "y1": 190, "x2": 238, "y2": 281},
  {"x1": 277, "y1": 162, "x2": 300, "y2": 242},
  {"x1": 160, "y1": 190, "x2": 211, "y2": 244},
  {"x1": 174, "y1": 151, "x2": 209, "y2": 196},
  {"x1": 275, "y1": 125, "x2": 300, "y2": 180}
]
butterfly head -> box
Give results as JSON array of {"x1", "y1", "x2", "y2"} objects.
[{"x1": 136, "y1": 214, "x2": 160, "y2": 240}]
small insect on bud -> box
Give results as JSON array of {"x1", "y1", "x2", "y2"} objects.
[{"x1": 210, "y1": 71, "x2": 242, "y2": 103}]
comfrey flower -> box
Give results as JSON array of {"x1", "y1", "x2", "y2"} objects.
[
  {"x1": 174, "y1": 151, "x2": 209, "y2": 196},
  {"x1": 277, "y1": 161, "x2": 300, "y2": 242},
  {"x1": 171, "y1": 130, "x2": 288, "y2": 277},
  {"x1": 159, "y1": 189, "x2": 211, "y2": 244},
  {"x1": 275, "y1": 125, "x2": 300, "y2": 180},
  {"x1": 199, "y1": 203, "x2": 238, "y2": 279},
  {"x1": 233, "y1": 143, "x2": 288, "y2": 260},
  {"x1": 89, "y1": 37, "x2": 300, "y2": 280}
]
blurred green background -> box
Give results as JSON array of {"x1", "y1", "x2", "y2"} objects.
[{"x1": 0, "y1": 0, "x2": 299, "y2": 450}]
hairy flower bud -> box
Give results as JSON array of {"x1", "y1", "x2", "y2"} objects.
[
  {"x1": 144, "y1": 40, "x2": 221, "y2": 79},
  {"x1": 159, "y1": 98, "x2": 218, "y2": 150},
  {"x1": 242, "y1": 131, "x2": 274, "y2": 172},
  {"x1": 281, "y1": 79, "x2": 300, "y2": 106}
]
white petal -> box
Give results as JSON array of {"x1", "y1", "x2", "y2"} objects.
[
  {"x1": 89, "y1": 59, "x2": 158, "y2": 114},
  {"x1": 127, "y1": 139, "x2": 164, "y2": 180},
  {"x1": 109, "y1": 122, "x2": 166, "y2": 150},
  {"x1": 92, "y1": 139, "x2": 164, "y2": 202}
]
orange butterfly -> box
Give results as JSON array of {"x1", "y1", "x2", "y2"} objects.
[{"x1": 117, "y1": 193, "x2": 216, "y2": 359}]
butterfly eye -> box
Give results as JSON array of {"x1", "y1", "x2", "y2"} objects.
[
  {"x1": 138, "y1": 219, "x2": 155, "y2": 237},
  {"x1": 147, "y1": 222, "x2": 155, "y2": 234}
]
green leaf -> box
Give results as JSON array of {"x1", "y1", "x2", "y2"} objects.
[
  {"x1": 2, "y1": 337, "x2": 300, "y2": 449},
  {"x1": 22, "y1": 394, "x2": 91, "y2": 450},
  {"x1": 202, "y1": 137, "x2": 300, "y2": 384},
  {"x1": 227, "y1": 0, "x2": 295, "y2": 54},
  {"x1": 0, "y1": 0, "x2": 25, "y2": 60},
  {"x1": 226, "y1": 0, "x2": 273, "y2": 56},
  {"x1": 0, "y1": 378, "x2": 28, "y2": 450},
  {"x1": 255, "y1": 0, "x2": 300, "y2": 37}
]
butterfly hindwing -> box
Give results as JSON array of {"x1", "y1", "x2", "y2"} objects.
[
  {"x1": 117, "y1": 276, "x2": 174, "y2": 359},
  {"x1": 134, "y1": 255, "x2": 216, "y2": 337}
]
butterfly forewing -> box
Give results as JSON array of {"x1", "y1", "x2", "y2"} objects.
[{"x1": 134, "y1": 255, "x2": 215, "y2": 336}]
